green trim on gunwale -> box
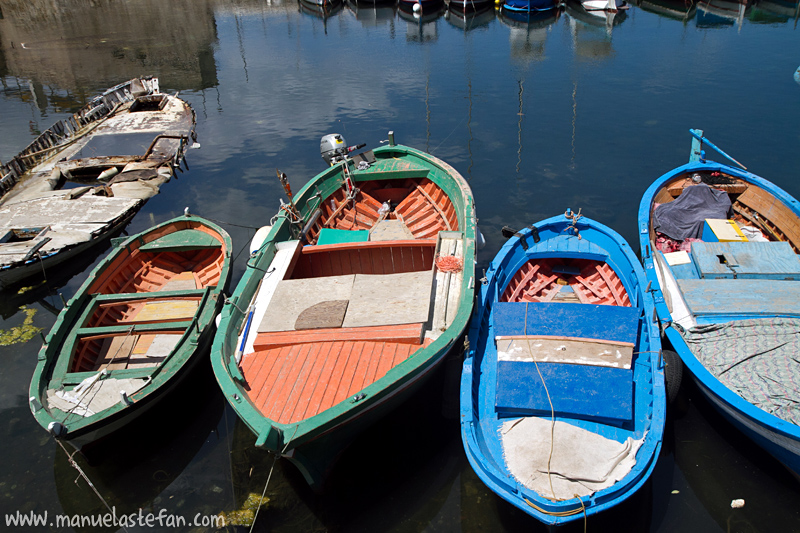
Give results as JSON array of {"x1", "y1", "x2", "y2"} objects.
[
  {"x1": 29, "y1": 214, "x2": 232, "y2": 442},
  {"x1": 210, "y1": 143, "x2": 477, "y2": 466}
]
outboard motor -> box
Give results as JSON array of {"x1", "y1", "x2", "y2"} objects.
[
  {"x1": 321, "y1": 133, "x2": 348, "y2": 166},
  {"x1": 321, "y1": 133, "x2": 367, "y2": 166}
]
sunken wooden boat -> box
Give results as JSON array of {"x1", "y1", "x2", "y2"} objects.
[
  {"x1": 461, "y1": 211, "x2": 665, "y2": 525},
  {"x1": 638, "y1": 129, "x2": 800, "y2": 477},
  {"x1": 29, "y1": 214, "x2": 231, "y2": 449},
  {"x1": 211, "y1": 132, "x2": 477, "y2": 490},
  {"x1": 0, "y1": 77, "x2": 196, "y2": 289}
]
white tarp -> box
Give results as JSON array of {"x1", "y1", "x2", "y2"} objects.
[{"x1": 501, "y1": 417, "x2": 644, "y2": 500}]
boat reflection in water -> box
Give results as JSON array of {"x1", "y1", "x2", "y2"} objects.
[
  {"x1": 498, "y1": 8, "x2": 561, "y2": 62},
  {"x1": 445, "y1": 3, "x2": 496, "y2": 30},
  {"x1": 634, "y1": 0, "x2": 697, "y2": 22},
  {"x1": 566, "y1": 0, "x2": 627, "y2": 42},
  {"x1": 398, "y1": 0, "x2": 447, "y2": 40},
  {"x1": 298, "y1": 0, "x2": 345, "y2": 21},
  {"x1": 696, "y1": 0, "x2": 748, "y2": 27},
  {"x1": 345, "y1": 0, "x2": 397, "y2": 26}
]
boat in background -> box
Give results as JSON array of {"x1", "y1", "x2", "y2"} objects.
[
  {"x1": 461, "y1": 210, "x2": 665, "y2": 525},
  {"x1": 211, "y1": 132, "x2": 477, "y2": 491},
  {"x1": 0, "y1": 77, "x2": 196, "y2": 290},
  {"x1": 29, "y1": 214, "x2": 231, "y2": 450},
  {"x1": 398, "y1": 0, "x2": 445, "y2": 16},
  {"x1": 502, "y1": 0, "x2": 561, "y2": 14},
  {"x1": 447, "y1": 0, "x2": 496, "y2": 14},
  {"x1": 634, "y1": 0, "x2": 696, "y2": 22},
  {"x1": 638, "y1": 128, "x2": 800, "y2": 478}
]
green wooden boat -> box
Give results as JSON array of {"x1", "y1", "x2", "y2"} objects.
[
  {"x1": 29, "y1": 213, "x2": 232, "y2": 450},
  {"x1": 211, "y1": 133, "x2": 477, "y2": 490}
]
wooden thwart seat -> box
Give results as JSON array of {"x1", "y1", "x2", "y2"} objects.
[{"x1": 253, "y1": 323, "x2": 425, "y2": 351}]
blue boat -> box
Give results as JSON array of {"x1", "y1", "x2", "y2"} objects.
[
  {"x1": 503, "y1": 0, "x2": 559, "y2": 14},
  {"x1": 460, "y1": 210, "x2": 666, "y2": 526},
  {"x1": 638, "y1": 129, "x2": 800, "y2": 478}
]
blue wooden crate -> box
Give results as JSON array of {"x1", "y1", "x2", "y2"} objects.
[{"x1": 691, "y1": 241, "x2": 800, "y2": 280}]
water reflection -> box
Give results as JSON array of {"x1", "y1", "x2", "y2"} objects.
[
  {"x1": 298, "y1": 0, "x2": 345, "y2": 24},
  {"x1": 499, "y1": 9, "x2": 560, "y2": 62},
  {"x1": 567, "y1": 0, "x2": 626, "y2": 49},
  {"x1": 0, "y1": 0, "x2": 219, "y2": 92},
  {"x1": 346, "y1": 0, "x2": 398, "y2": 26},
  {"x1": 634, "y1": 0, "x2": 697, "y2": 22},
  {"x1": 696, "y1": 0, "x2": 748, "y2": 27},
  {"x1": 398, "y1": 1, "x2": 447, "y2": 39},
  {"x1": 445, "y1": 5, "x2": 497, "y2": 31}
]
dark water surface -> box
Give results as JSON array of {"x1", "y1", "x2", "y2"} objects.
[{"x1": 1, "y1": 0, "x2": 800, "y2": 531}]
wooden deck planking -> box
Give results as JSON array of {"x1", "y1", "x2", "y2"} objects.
[
  {"x1": 278, "y1": 342, "x2": 324, "y2": 423},
  {"x1": 252, "y1": 345, "x2": 293, "y2": 406},
  {"x1": 333, "y1": 341, "x2": 367, "y2": 405},
  {"x1": 319, "y1": 341, "x2": 356, "y2": 413},
  {"x1": 348, "y1": 341, "x2": 377, "y2": 397},
  {"x1": 243, "y1": 335, "x2": 425, "y2": 424},
  {"x1": 371, "y1": 342, "x2": 396, "y2": 383},
  {"x1": 301, "y1": 340, "x2": 344, "y2": 420},
  {"x1": 286, "y1": 340, "x2": 337, "y2": 423},
  {"x1": 265, "y1": 343, "x2": 315, "y2": 420}
]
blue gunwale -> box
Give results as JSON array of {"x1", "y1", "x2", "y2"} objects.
[
  {"x1": 460, "y1": 213, "x2": 666, "y2": 525},
  {"x1": 637, "y1": 129, "x2": 800, "y2": 476}
]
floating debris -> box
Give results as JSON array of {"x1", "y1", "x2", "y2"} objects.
[
  {"x1": 0, "y1": 306, "x2": 42, "y2": 346},
  {"x1": 731, "y1": 498, "x2": 745, "y2": 508},
  {"x1": 217, "y1": 492, "x2": 271, "y2": 527}
]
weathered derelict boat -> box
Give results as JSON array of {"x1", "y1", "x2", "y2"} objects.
[
  {"x1": 638, "y1": 129, "x2": 800, "y2": 477},
  {"x1": 211, "y1": 132, "x2": 477, "y2": 490},
  {"x1": 29, "y1": 214, "x2": 231, "y2": 449},
  {"x1": 461, "y1": 211, "x2": 665, "y2": 525},
  {"x1": 0, "y1": 77, "x2": 196, "y2": 289}
]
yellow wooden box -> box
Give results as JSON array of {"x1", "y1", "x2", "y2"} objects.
[{"x1": 702, "y1": 219, "x2": 749, "y2": 242}]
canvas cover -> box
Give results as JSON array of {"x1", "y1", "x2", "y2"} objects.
[
  {"x1": 653, "y1": 184, "x2": 732, "y2": 241},
  {"x1": 682, "y1": 317, "x2": 800, "y2": 426}
]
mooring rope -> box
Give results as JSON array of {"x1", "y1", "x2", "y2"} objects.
[
  {"x1": 247, "y1": 425, "x2": 299, "y2": 532},
  {"x1": 55, "y1": 439, "x2": 129, "y2": 533}
]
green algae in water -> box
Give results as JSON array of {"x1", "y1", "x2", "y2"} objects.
[
  {"x1": 0, "y1": 306, "x2": 43, "y2": 346},
  {"x1": 218, "y1": 492, "x2": 270, "y2": 527}
]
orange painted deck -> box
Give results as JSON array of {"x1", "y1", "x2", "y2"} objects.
[
  {"x1": 240, "y1": 325, "x2": 432, "y2": 424},
  {"x1": 501, "y1": 258, "x2": 631, "y2": 306}
]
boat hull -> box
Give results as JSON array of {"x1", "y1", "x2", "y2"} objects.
[
  {"x1": 0, "y1": 77, "x2": 196, "y2": 288},
  {"x1": 212, "y1": 140, "x2": 476, "y2": 490},
  {"x1": 0, "y1": 206, "x2": 136, "y2": 290},
  {"x1": 638, "y1": 129, "x2": 800, "y2": 478},
  {"x1": 29, "y1": 215, "x2": 232, "y2": 449},
  {"x1": 461, "y1": 213, "x2": 665, "y2": 525}
]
